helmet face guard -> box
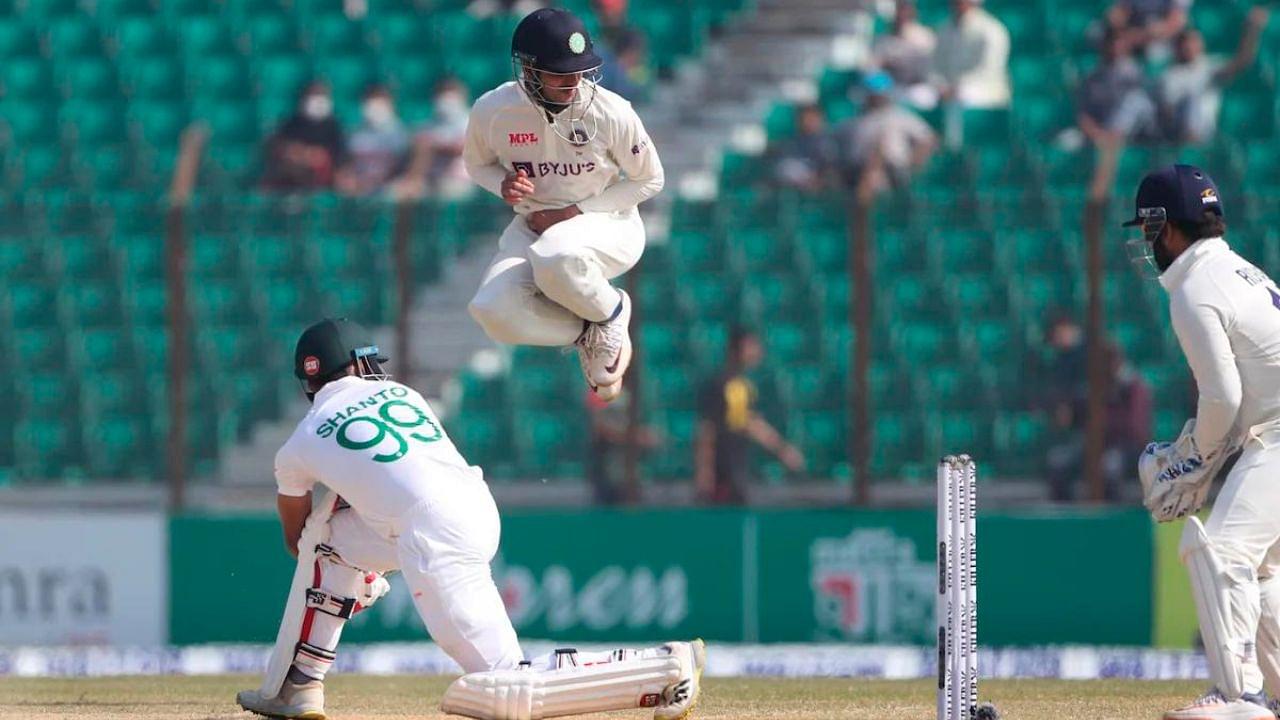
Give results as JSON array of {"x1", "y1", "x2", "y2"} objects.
[
  {"x1": 513, "y1": 57, "x2": 601, "y2": 146},
  {"x1": 1125, "y1": 206, "x2": 1167, "y2": 279}
]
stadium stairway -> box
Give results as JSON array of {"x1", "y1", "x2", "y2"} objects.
[{"x1": 641, "y1": 0, "x2": 860, "y2": 197}]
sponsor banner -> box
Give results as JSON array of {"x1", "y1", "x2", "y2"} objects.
[
  {"x1": 0, "y1": 643, "x2": 1211, "y2": 680},
  {"x1": 170, "y1": 508, "x2": 1153, "y2": 646},
  {"x1": 0, "y1": 512, "x2": 166, "y2": 646}
]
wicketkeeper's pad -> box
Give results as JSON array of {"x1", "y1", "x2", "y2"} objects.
[{"x1": 1181, "y1": 515, "x2": 1260, "y2": 699}]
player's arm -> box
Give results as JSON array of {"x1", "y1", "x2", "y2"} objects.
[
  {"x1": 274, "y1": 441, "x2": 317, "y2": 558},
  {"x1": 576, "y1": 102, "x2": 664, "y2": 213},
  {"x1": 277, "y1": 492, "x2": 312, "y2": 558},
  {"x1": 462, "y1": 103, "x2": 510, "y2": 199},
  {"x1": 1170, "y1": 293, "x2": 1243, "y2": 458}
]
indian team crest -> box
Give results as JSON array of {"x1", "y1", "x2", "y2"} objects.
[
  {"x1": 568, "y1": 31, "x2": 586, "y2": 54},
  {"x1": 810, "y1": 528, "x2": 935, "y2": 643}
]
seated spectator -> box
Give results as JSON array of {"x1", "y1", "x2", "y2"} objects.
[
  {"x1": 837, "y1": 72, "x2": 937, "y2": 198},
  {"x1": 1103, "y1": 0, "x2": 1191, "y2": 58},
  {"x1": 1075, "y1": 30, "x2": 1160, "y2": 147},
  {"x1": 772, "y1": 103, "x2": 841, "y2": 193},
  {"x1": 599, "y1": 27, "x2": 650, "y2": 101},
  {"x1": 932, "y1": 0, "x2": 1011, "y2": 109},
  {"x1": 394, "y1": 77, "x2": 472, "y2": 199},
  {"x1": 261, "y1": 81, "x2": 345, "y2": 192},
  {"x1": 871, "y1": 0, "x2": 938, "y2": 109},
  {"x1": 336, "y1": 84, "x2": 411, "y2": 197},
  {"x1": 1158, "y1": 7, "x2": 1270, "y2": 144}
]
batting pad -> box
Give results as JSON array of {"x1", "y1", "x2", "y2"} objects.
[
  {"x1": 440, "y1": 655, "x2": 682, "y2": 720},
  {"x1": 1256, "y1": 573, "x2": 1280, "y2": 698},
  {"x1": 1180, "y1": 516, "x2": 1261, "y2": 699}
]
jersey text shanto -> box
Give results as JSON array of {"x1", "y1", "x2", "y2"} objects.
[{"x1": 314, "y1": 386, "x2": 412, "y2": 439}]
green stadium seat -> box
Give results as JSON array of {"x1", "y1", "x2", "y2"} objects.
[
  {"x1": 370, "y1": 12, "x2": 424, "y2": 58},
  {"x1": 110, "y1": 16, "x2": 172, "y2": 57},
  {"x1": 0, "y1": 19, "x2": 40, "y2": 56},
  {"x1": 679, "y1": 272, "x2": 740, "y2": 321},
  {"x1": 8, "y1": 282, "x2": 59, "y2": 328},
  {"x1": 743, "y1": 271, "x2": 813, "y2": 320},
  {"x1": 512, "y1": 409, "x2": 586, "y2": 476},
  {"x1": 891, "y1": 321, "x2": 955, "y2": 364},
  {"x1": 993, "y1": 411, "x2": 1048, "y2": 476},
  {"x1": 777, "y1": 363, "x2": 841, "y2": 410},
  {"x1": 81, "y1": 411, "x2": 152, "y2": 479},
  {"x1": 455, "y1": 373, "x2": 508, "y2": 412},
  {"x1": 46, "y1": 16, "x2": 103, "y2": 57},
  {"x1": 14, "y1": 416, "x2": 80, "y2": 479},
  {"x1": 190, "y1": 235, "x2": 242, "y2": 278},
  {"x1": 883, "y1": 273, "x2": 938, "y2": 315},
  {"x1": 173, "y1": 15, "x2": 236, "y2": 58},
  {"x1": 671, "y1": 230, "x2": 725, "y2": 271},
  {"x1": 53, "y1": 234, "x2": 114, "y2": 278},
  {"x1": 3, "y1": 58, "x2": 55, "y2": 101},
  {"x1": 947, "y1": 274, "x2": 1009, "y2": 319},
  {"x1": 191, "y1": 278, "x2": 257, "y2": 322},
  {"x1": 761, "y1": 321, "x2": 818, "y2": 364},
  {"x1": 449, "y1": 414, "x2": 513, "y2": 468},
  {"x1": 244, "y1": 12, "x2": 300, "y2": 55},
  {"x1": 1221, "y1": 94, "x2": 1275, "y2": 140},
  {"x1": 639, "y1": 322, "x2": 683, "y2": 365},
  {"x1": 61, "y1": 280, "x2": 125, "y2": 327},
  {"x1": 308, "y1": 13, "x2": 368, "y2": 56},
  {"x1": 12, "y1": 328, "x2": 69, "y2": 368},
  {"x1": 70, "y1": 327, "x2": 135, "y2": 371}
]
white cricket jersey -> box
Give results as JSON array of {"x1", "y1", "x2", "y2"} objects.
[
  {"x1": 275, "y1": 376, "x2": 482, "y2": 533},
  {"x1": 462, "y1": 81, "x2": 663, "y2": 214},
  {"x1": 1161, "y1": 237, "x2": 1280, "y2": 455}
]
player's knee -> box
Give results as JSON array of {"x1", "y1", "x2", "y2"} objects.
[
  {"x1": 468, "y1": 295, "x2": 517, "y2": 343},
  {"x1": 528, "y1": 247, "x2": 587, "y2": 294}
]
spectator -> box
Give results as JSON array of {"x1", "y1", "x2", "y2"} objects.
[
  {"x1": 1103, "y1": 0, "x2": 1191, "y2": 59},
  {"x1": 1041, "y1": 313, "x2": 1087, "y2": 502},
  {"x1": 837, "y1": 72, "x2": 937, "y2": 199},
  {"x1": 584, "y1": 378, "x2": 661, "y2": 505},
  {"x1": 598, "y1": 27, "x2": 650, "y2": 101},
  {"x1": 871, "y1": 0, "x2": 938, "y2": 109},
  {"x1": 394, "y1": 77, "x2": 472, "y2": 199},
  {"x1": 261, "y1": 81, "x2": 346, "y2": 192},
  {"x1": 772, "y1": 103, "x2": 841, "y2": 193},
  {"x1": 1075, "y1": 30, "x2": 1160, "y2": 148},
  {"x1": 1099, "y1": 343, "x2": 1152, "y2": 500},
  {"x1": 932, "y1": 0, "x2": 1011, "y2": 109},
  {"x1": 336, "y1": 84, "x2": 411, "y2": 197},
  {"x1": 591, "y1": 0, "x2": 633, "y2": 52},
  {"x1": 695, "y1": 327, "x2": 805, "y2": 505},
  {"x1": 1158, "y1": 7, "x2": 1271, "y2": 145}
]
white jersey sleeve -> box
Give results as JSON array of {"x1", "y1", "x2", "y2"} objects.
[
  {"x1": 463, "y1": 93, "x2": 509, "y2": 199},
  {"x1": 274, "y1": 438, "x2": 317, "y2": 497},
  {"x1": 1170, "y1": 288, "x2": 1243, "y2": 457},
  {"x1": 576, "y1": 97, "x2": 663, "y2": 213}
]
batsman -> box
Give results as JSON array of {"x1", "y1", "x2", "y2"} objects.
[
  {"x1": 1127, "y1": 165, "x2": 1280, "y2": 720},
  {"x1": 235, "y1": 318, "x2": 704, "y2": 720}
]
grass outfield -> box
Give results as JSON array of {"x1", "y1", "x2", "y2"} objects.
[{"x1": 0, "y1": 675, "x2": 1214, "y2": 719}]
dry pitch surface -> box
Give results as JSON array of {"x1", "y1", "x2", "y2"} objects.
[{"x1": 0, "y1": 675, "x2": 1210, "y2": 719}]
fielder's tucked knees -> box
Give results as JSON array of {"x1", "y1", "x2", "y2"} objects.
[
  {"x1": 528, "y1": 246, "x2": 592, "y2": 295},
  {"x1": 468, "y1": 294, "x2": 522, "y2": 344}
]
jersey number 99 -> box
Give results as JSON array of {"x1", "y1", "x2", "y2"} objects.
[{"x1": 334, "y1": 400, "x2": 443, "y2": 463}]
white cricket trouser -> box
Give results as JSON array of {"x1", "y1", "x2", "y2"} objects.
[
  {"x1": 1203, "y1": 433, "x2": 1280, "y2": 695},
  {"x1": 468, "y1": 209, "x2": 645, "y2": 346},
  {"x1": 327, "y1": 474, "x2": 524, "y2": 673}
]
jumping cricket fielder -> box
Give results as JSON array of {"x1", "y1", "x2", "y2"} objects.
[
  {"x1": 464, "y1": 7, "x2": 663, "y2": 402},
  {"x1": 1127, "y1": 165, "x2": 1280, "y2": 719},
  {"x1": 235, "y1": 318, "x2": 704, "y2": 720}
]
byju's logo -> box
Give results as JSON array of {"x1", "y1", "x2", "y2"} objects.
[{"x1": 510, "y1": 161, "x2": 597, "y2": 178}]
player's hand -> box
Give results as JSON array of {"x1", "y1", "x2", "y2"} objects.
[
  {"x1": 501, "y1": 168, "x2": 535, "y2": 205},
  {"x1": 526, "y1": 205, "x2": 582, "y2": 235}
]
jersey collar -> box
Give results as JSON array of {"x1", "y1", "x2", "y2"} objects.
[
  {"x1": 313, "y1": 375, "x2": 366, "y2": 404},
  {"x1": 1159, "y1": 237, "x2": 1227, "y2": 292}
]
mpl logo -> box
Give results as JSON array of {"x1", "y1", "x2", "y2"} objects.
[
  {"x1": 810, "y1": 528, "x2": 935, "y2": 643},
  {"x1": 509, "y1": 132, "x2": 539, "y2": 146}
]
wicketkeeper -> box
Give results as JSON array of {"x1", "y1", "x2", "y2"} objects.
[
  {"x1": 236, "y1": 318, "x2": 704, "y2": 720},
  {"x1": 1128, "y1": 165, "x2": 1280, "y2": 720}
]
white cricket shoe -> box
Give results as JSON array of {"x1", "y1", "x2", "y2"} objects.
[
  {"x1": 236, "y1": 677, "x2": 326, "y2": 720},
  {"x1": 572, "y1": 343, "x2": 621, "y2": 401},
  {"x1": 653, "y1": 639, "x2": 706, "y2": 720},
  {"x1": 577, "y1": 289, "x2": 632, "y2": 389},
  {"x1": 1163, "y1": 688, "x2": 1272, "y2": 720}
]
